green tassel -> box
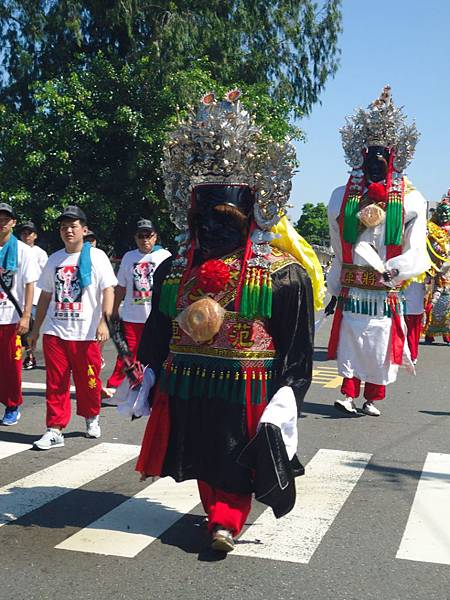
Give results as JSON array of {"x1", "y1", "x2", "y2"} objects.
[
  {"x1": 385, "y1": 194, "x2": 403, "y2": 246},
  {"x1": 253, "y1": 371, "x2": 263, "y2": 405},
  {"x1": 231, "y1": 371, "x2": 241, "y2": 404},
  {"x1": 160, "y1": 277, "x2": 181, "y2": 318},
  {"x1": 248, "y1": 270, "x2": 256, "y2": 318},
  {"x1": 266, "y1": 276, "x2": 272, "y2": 318},
  {"x1": 239, "y1": 371, "x2": 247, "y2": 405},
  {"x1": 159, "y1": 365, "x2": 169, "y2": 393},
  {"x1": 178, "y1": 367, "x2": 190, "y2": 400},
  {"x1": 207, "y1": 370, "x2": 216, "y2": 399},
  {"x1": 168, "y1": 365, "x2": 178, "y2": 396},
  {"x1": 239, "y1": 270, "x2": 251, "y2": 318},
  {"x1": 343, "y1": 195, "x2": 360, "y2": 244}
]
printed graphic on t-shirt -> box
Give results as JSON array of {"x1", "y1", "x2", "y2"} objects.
[
  {"x1": 132, "y1": 261, "x2": 154, "y2": 304},
  {"x1": 54, "y1": 265, "x2": 83, "y2": 318},
  {"x1": 0, "y1": 268, "x2": 14, "y2": 306}
]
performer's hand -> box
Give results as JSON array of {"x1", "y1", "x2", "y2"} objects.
[
  {"x1": 124, "y1": 360, "x2": 144, "y2": 388},
  {"x1": 324, "y1": 296, "x2": 337, "y2": 316},
  {"x1": 382, "y1": 268, "x2": 399, "y2": 283},
  {"x1": 96, "y1": 319, "x2": 110, "y2": 343},
  {"x1": 28, "y1": 328, "x2": 39, "y2": 352},
  {"x1": 17, "y1": 314, "x2": 31, "y2": 336}
]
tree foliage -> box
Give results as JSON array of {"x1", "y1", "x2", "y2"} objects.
[
  {"x1": 0, "y1": 56, "x2": 301, "y2": 252},
  {"x1": 294, "y1": 202, "x2": 330, "y2": 246},
  {"x1": 0, "y1": 1, "x2": 342, "y2": 252},
  {"x1": 0, "y1": 0, "x2": 342, "y2": 114}
]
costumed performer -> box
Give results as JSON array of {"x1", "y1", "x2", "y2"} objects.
[
  {"x1": 325, "y1": 86, "x2": 430, "y2": 417},
  {"x1": 423, "y1": 192, "x2": 450, "y2": 344},
  {"x1": 135, "y1": 90, "x2": 325, "y2": 553}
]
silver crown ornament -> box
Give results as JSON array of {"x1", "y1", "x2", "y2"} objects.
[{"x1": 340, "y1": 85, "x2": 419, "y2": 172}]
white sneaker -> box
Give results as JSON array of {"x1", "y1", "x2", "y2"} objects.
[
  {"x1": 85, "y1": 415, "x2": 101, "y2": 438},
  {"x1": 34, "y1": 429, "x2": 64, "y2": 450},
  {"x1": 334, "y1": 396, "x2": 357, "y2": 415},
  {"x1": 362, "y1": 401, "x2": 381, "y2": 417}
]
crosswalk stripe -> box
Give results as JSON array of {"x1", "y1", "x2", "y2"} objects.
[
  {"x1": 396, "y1": 452, "x2": 450, "y2": 566},
  {"x1": 233, "y1": 449, "x2": 372, "y2": 563},
  {"x1": 22, "y1": 382, "x2": 75, "y2": 391},
  {"x1": 0, "y1": 441, "x2": 33, "y2": 460},
  {"x1": 55, "y1": 478, "x2": 199, "y2": 557},
  {"x1": 0, "y1": 443, "x2": 139, "y2": 527}
]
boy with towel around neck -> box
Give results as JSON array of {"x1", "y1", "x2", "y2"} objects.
[
  {"x1": 0, "y1": 202, "x2": 39, "y2": 426},
  {"x1": 29, "y1": 206, "x2": 117, "y2": 450}
]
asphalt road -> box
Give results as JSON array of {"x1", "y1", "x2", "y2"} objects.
[{"x1": 0, "y1": 320, "x2": 449, "y2": 600}]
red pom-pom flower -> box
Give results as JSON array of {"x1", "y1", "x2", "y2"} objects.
[
  {"x1": 367, "y1": 182, "x2": 387, "y2": 203},
  {"x1": 197, "y1": 260, "x2": 231, "y2": 294}
]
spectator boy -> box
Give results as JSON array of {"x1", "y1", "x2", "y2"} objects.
[
  {"x1": 105, "y1": 219, "x2": 170, "y2": 394},
  {"x1": 0, "y1": 203, "x2": 39, "y2": 425},
  {"x1": 19, "y1": 220, "x2": 48, "y2": 369},
  {"x1": 29, "y1": 206, "x2": 117, "y2": 449}
]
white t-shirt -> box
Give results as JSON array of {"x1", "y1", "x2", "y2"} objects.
[
  {"x1": 0, "y1": 239, "x2": 40, "y2": 325},
  {"x1": 117, "y1": 247, "x2": 171, "y2": 323},
  {"x1": 38, "y1": 247, "x2": 117, "y2": 340},
  {"x1": 30, "y1": 244, "x2": 48, "y2": 305}
]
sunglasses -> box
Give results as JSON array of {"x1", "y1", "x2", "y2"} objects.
[{"x1": 137, "y1": 232, "x2": 154, "y2": 239}]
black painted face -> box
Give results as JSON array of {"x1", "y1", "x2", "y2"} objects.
[
  {"x1": 364, "y1": 146, "x2": 390, "y2": 183},
  {"x1": 192, "y1": 185, "x2": 253, "y2": 260}
]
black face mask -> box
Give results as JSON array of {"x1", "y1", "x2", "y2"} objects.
[
  {"x1": 192, "y1": 185, "x2": 253, "y2": 260},
  {"x1": 364, "y1": 146, "x2": 390, "y2": 183}
]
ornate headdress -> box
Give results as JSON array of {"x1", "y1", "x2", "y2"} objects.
[
  {"x1": 162, "y1": 90, "x2": 296, "y2": 231},
  {"x1": 158, "y1": 90, "x2": 325, "y2": 317},
  {"x1": 340, "y1": 87, "x2": 420, "y2": 249},
  {"x1": 340, "y1": 85, "x2": 419, "y2": 172}
]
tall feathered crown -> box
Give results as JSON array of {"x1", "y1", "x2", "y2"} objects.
[
  {"x1": 161, "y1": 90, "x2": 296, "y2": 231},
  {"x1": 340, "y1": 85, "x2": 419, "y2": 172}
]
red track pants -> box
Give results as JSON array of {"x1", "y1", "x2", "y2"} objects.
[
  {"x1": 197, "y1": 480, "x2": 252, "y2": 537},
  {"x1": 106, "y1": 321, "x2": 145, "y2": 388},
  {"x1": 404, "y1": 314, "x2": 422, "y2": 361},
  {"x1": 0, "y1": 324, "x2": 23, "y2": 408},
  {"x1": 43, "y1": 334, "x2": 102, "y2": 429},
  {"x1": 341, "y1": 376, "x2": 385, "y2": 402}
]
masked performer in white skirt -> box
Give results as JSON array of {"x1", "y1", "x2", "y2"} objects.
[{"x1": 325, "y1": 86, "x2": 430, "y2": 417}]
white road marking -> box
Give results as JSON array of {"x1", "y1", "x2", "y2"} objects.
[
  {"x1": 56, "y1": 477, "x2": 199, "y2": 557},
  {"x1": 0, "y1": 441, "x2": 33, "y2": 460},
  {"x1": 234, "y1": 449, "x2": 372, "y2": 563},
  {"x1": 0, "y1": 443, "x2": 139, "y2": 527},
  {"x1": 396, "y1": 452, "x2": 450, "y2": 565},
  {"x1": 22, "y1": 382, "x2": 75, "y2": 392}
]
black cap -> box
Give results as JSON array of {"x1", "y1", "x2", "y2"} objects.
[
  {"x1": 0, "y1": 203, "x2": 16, "y2": 218},
  {"x1": 84, "y1": 229, "x2": 96, "y2": 239},
  {"x1": 136, "y1": 218, "x2": 154, "y2": 232},
  {"x1": 19, "y1": 220, "x2": 37, "y2": 233},
  {"x1": 59, "y1": 205, "x2": 87, "y2": 222}
]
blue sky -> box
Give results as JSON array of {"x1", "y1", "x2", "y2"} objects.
[{"x1": 289, "y1": 0, "x2": 450, "y2": 222}]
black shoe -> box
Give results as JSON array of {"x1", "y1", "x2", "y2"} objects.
[
  {"x1": 211, "y1": 527, "x2": 235, "y2": 552},
  {"x1": 23, "y1": 356, "x2": 37, "y2": 370}
]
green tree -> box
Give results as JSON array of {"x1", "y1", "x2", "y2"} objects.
[
  {"x1": 0, "y1": 1, "x2": 342, "y2": 113},
  {"x1": 294, "y1": 202, "x2": 329, "y2": 246},
  {"x1": 0, "y1": 56, "x2": 301, "y2": 252},
  {"x1": 0, "y1": 1, "x2": 342, "y2": 252}
]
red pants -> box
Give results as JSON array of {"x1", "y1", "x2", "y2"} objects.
[
  {"x1": 197, "y1": 480, "x2": 251, "y2": 537},
  {"x1": 404, "y1": 314, "x2": 422, "y2": 361},
  {"x1": 0, "y1": 324, "x2": 23, "y2": 408},
  {"x1": 341, "y1": 377, "x2": 385, "y2": 402},
  {"x1": 107, "y1": 321, "x2": 145, "y2": 388},
  {"x1": 43, "y1": 334, "x2": 102, "y2": 428}
]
